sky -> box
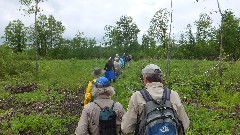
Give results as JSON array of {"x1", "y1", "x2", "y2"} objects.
[{"x1": 1, "y1": 0, "x2": 240, "y2": 44}]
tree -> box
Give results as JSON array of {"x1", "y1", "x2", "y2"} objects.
[
  {"x1": 19, "y1": 0, "x2": 47, "y2": 78},
  {"x1": 186, "y1": 24, "x2": 195, "y2": 46},
  {"x1": 141, "y1": 34, "x2": 156, "y2": 50},
  {"x1": 31, "y1": 14, "x2": 65, "y2": 56},
  {"x1": 35, "y1": 14, "x2": 48, "y2": 56},
  {"x1": 177, "y1": 24, "x2": 196, "y2": 59},
  {"x1": 140, "y1": 33, "x2": 157, "y2": 58},
  {"x1": 195, "y1": 13, "x2": 212, "y2": 41},
  {"x1": 104, "y1": 15, "x2": 140, "y2": 54},
  {"x1": 47, "y1": 15, "x2": 65, "y2": 49},
  {"x1": 148, "y1": 8, "x2": 171, "y2": 80},
  {"x1": 3, "y1": 19, "x2": 27, "y2": 52},
  {"x1": 148, "y1": 8, "x2": 170, "y2": 49},
  {"x1": 67, "y1": 31, "x2": 97, "y2": 59},
  {"x1": 221, "y1": 10, "x2": 240, "y2": 61},
  {"x1": 194, "y1": 13, "x2": 215, "y2": 59},
  {"x1": 216, "y1": 0, "x2": 223, "y2": 77}
]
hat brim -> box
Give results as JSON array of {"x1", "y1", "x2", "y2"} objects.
[{"x1": 91, "y1": 70, "x2": 105, "y2": 78}]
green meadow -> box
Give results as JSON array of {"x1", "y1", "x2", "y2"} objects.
[{"x1": 0, "y1": 59, "x2": 239, "y2": 134}]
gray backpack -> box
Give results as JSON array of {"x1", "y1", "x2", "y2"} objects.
[{"x1": 135, "y1": 88, "x2": 184, "y2": 135}]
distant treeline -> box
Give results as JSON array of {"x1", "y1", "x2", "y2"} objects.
[{"x1": 1, "y1": 9, "x2": 240, "y2": 61}]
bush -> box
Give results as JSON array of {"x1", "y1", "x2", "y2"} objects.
[{"x1": 0, "y1": 45, "x2": 34, "y2": 79}]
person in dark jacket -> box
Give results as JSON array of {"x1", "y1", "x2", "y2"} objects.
[
  {"x1": 104, "y1": 57, "x2": 116, "y2": 82},
  {"x1": 127, "y1": 54, "x2": 132, "y2": 67}
]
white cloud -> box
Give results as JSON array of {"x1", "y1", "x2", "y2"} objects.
[{"x1": 1, "y1": 0, "x2": 240, "y2": 44}]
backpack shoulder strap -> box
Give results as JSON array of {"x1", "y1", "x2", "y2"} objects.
[
  {"x1": 140, "y1": 89, "x2": 153, "y2": 102},
  {"x1": 94, "y1": 101, "x2": 116, "y2": 110},
  {"x1": 162, "y1": 87, "x2": 171, "y2": 103},
  {"x1": 93, "y1": 101, "x2": 103, "y2": 110},
  {"x1": 111, "y1": 102, "x2": 115, "y2": 110}
]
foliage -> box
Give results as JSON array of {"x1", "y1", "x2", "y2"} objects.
[
  {"x1": 35, "y1": 14, "x2": 65, "y2": 56},
  {"x1": 0, "y1": 45, "x2": 34, "y2": 78},
  {"x1": 0, "y1": 59, "x2": 239, "y2": 134},
  {"x1": 7, "y1": 113, "x2": 68, "y2": 134},
  {"x1": 113, "y1": 59, "x2": 240, "y2": 134},
  {"x1": 148, "y1": 8, "x2": 170, "y2": 49},
  {"x1": 3, "y1": 6, "x2": 240, "y2": 61},
  {"x1": 19, "y1": 0, "x2": 48, "y2": 76},
  {"x1": 221, "y1": 10, "x2": 240, "y2": 61},
  {"x1": 140, "y1": 34, "x2": 158, "y2": 59},
  {"x1": 104, "y1": 15, "x2": 140, "y2": 54},
  {"x1": 2, "y1": 19, "x2": 27, "y2": 52},
  {"x1": 64, "y1": 32, "x2": 98, "y2": 59}
]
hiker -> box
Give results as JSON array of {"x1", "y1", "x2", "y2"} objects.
[
  {"x1": 127, "y1": 54, "x2": 132, "y2": 67},
  {"x1": 122, "y1": 53, "x2": 127, "y2": 69},
  {"x1": 114, "y1": 58, "x2": 122, "y2": 78},
  {"x1": 75, "y1": 77, "x2": 126, "y2": 135},
  {"x1": 104, "y1": 57, "x2": 115, "y2": 82},
  {"x1": 82, "y1": 67, "x2": 105, "y2": 106},
  {"x1": 121, "y1": 64, "x2": 190, "y2": 135},
  {"x1": 119, "y1": 57, "x2": 124, "y2": 69},
  {"x1": 114, "y1": 54, "x2": 120, "y2": 61}
]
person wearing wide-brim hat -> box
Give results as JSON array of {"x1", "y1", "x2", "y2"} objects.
[
  {"x1": 83, "y1": 67, "x2": 105, "y2": 106},
  {"x1": 91, "y1": 67, "x2": 105, "y2": 78},
  {"x1": 75, "y1": 77, "x2": 126, "y2": 135}
]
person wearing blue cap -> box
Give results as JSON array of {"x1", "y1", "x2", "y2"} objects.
[
  {"x1": 82, "y1": 67, "x2": 105, "y2": 106},
  {"x1": 75, "y1": 77, "x2": 125, "y2": 135}
]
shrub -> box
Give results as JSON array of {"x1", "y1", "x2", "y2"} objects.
[{"x1": 0, "y1": 45, "x2": 34, "y2": 79}]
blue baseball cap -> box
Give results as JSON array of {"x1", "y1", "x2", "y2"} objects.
[{"x1": 95, "y1": 77, "x2": 110, "y2": 88}]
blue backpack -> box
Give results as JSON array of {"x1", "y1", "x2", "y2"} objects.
[{"x1": 136, "y1": 88, "x2": 184, "y2": 135}]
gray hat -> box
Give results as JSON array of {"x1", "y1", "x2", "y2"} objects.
[
  {"x1": 91, "y1": 67, "x2": 105, "y2": 78},
  {"x1": 142, "y1": 64, "x2": 162, "y2": 75}
]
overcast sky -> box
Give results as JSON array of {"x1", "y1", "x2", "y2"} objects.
[{"x1": 1, "y1": 0, "x2": 240, "y2": 44}]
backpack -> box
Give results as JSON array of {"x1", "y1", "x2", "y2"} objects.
[
  {"x1": 94, "y1": 101, "x2": 117, "y2": 135},
  {"x1": 136, "y1": 88, "x2": 185, "y2": 135}
]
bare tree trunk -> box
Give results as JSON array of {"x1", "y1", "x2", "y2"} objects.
[
  {"x1": 217, "y1": 0, "x2": 223, "y2": 78},
  {"x1": 35, "y1": 1, "x2": 39, "y2": 78},
  {"x1": 166, "y1": 0, "x2": 173, "y2": 81}
]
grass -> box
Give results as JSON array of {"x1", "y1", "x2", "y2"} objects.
[{"x1": 0, "y1": 59, "x2": 239, "y2": 134}]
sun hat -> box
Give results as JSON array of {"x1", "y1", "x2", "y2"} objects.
[
  {"x1": 94, "y1": 77, "x2": 110, "y2": 88},
  {"x1": 91, "y1": 67, "x2": 105, "y2": 78},
  {"x1": 142, "y1": 64, "x2": 162, "y2": 75}
]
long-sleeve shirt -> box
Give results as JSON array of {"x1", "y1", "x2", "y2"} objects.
[
  {"x1": 121, "y1": 82, "x2": 190, "y2": 134},
  {"x1": 75, "y1": 95, "x2": 126, "y2": 135},
  {"x1": 104, "y1": 62, "x2": 115, "y2": 72}
]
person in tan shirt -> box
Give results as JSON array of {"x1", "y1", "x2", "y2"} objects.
[
  {"x1": 75, "y1": 77, "x2": 126, "y2": 135},
  {"x1": 121, "y1": 64, "x2": 190, "y2": 134}
]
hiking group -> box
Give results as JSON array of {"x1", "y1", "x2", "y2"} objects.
[
  {"x1": 76, "y1": 58, "x2": 190, "y2": 135},
  {"x1": 81, "y1": 53, "x2": 131, "y2": 106}
]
